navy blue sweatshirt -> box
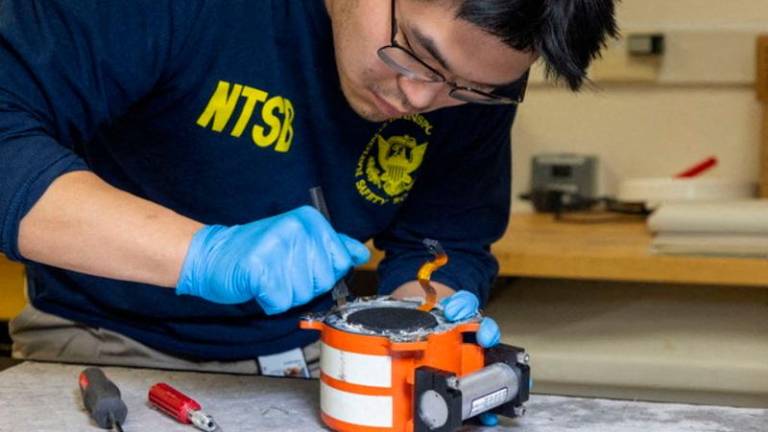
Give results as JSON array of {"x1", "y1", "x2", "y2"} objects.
[{"x1": 0, "y1": 0, "x2": 516, "y2": 360}]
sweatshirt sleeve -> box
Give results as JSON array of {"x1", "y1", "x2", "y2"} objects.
[
  {"x1": 374, "y1": 105, "x2": 516, "y2": 307},
  {"x1": 0, "y1": 0, "x2": 201, "y2": 261}
]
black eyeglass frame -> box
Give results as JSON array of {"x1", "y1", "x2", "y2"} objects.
[{"x1": 376, "y1": 0, "x2": 529, "y2": 105}]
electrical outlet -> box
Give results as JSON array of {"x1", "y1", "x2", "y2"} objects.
[
  {"x1": 589, "y1": 34, "x2": 662, "y2": 83},
  {"x1": 589, "y1": 30, "x2": 760, "y2": 85},
  {"x1": 529, "y1": 31, "x2": 763, "y2": 87}
]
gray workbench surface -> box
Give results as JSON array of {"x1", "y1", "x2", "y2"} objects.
[{"x1": 0, "y1": 362, "x2": 765, "y2": 432}]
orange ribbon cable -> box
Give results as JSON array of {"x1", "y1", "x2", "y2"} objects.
[{"x1": 417, "y1": 239, "x2": 448, "y2": 312}]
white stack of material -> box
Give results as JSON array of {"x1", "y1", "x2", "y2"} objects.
[{"x1": 647, "y1": 200, "x2": 768, "y2": 257}]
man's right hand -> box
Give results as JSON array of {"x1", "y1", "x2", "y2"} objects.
[{"x1": 175, "y1": 206, "x2": 370, "y2": 314}]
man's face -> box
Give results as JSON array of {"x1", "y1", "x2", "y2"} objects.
[{"x1": 326, "y1": 0, "x2": 537, "y2": 122}]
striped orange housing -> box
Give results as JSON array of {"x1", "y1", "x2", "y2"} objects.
[{"x1": 300, "y1": 318, "x2": 485, "y2": 432}]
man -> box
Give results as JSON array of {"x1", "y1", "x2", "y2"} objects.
[{"x1": 0, "y1": 0, "x2": 616, "y2": 423}]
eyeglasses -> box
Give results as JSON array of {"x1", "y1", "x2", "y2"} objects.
[{"x1": 376, "y1": 0, "x2": 528, "y2": 105}]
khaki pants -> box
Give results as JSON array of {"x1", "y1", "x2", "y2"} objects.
[{"x1": 9, "y1": 304, "x2": 320, "y2": 377}]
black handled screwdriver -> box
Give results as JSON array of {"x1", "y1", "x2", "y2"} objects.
[{"x1": 78, "y1": 367, "x2": 128, "y2": 431}]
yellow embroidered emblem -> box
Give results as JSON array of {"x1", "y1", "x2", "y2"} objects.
[
  {"x1": 368, "y1": 135, "x2": 427, "y2": 198},
  {"x1": 355, "y1": 115, "x2": 433, "y2": 205}
]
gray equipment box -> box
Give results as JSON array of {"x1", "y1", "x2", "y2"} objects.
[{"x1": 531, "y1": 153, "x2": 597, "y2": 198}]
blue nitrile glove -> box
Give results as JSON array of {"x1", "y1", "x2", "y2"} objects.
[
  {"x1": 440, "y1": 290, "x2": 479, "y2": 322},
  {"x1": 441, "y1": 291, "x2": 502, "y2": 427},
  {"x1": 440, "y1": 290, "x2": 501, "y2": 348},
  {"x1": 176, "y1": 206, "x2": 370, "y2": 314},
  {"x1": 478, "y1": 411, "x2": 499, "y2": 427}
]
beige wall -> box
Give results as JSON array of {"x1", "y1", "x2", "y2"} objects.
[
  {"x1": 499, "y1": 1, "x2": 768, "y2": 406},
  {"x1": 619, "y1": 0, "x2": 768, "y2": 24},
  {"x1": 511, "y1": 0, "x2": 768, "y2": 211}
]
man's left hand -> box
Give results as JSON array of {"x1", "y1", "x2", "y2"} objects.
[
  {"x1": 440, "y1": 290, "x2": 500, "y2": 347},
  {"x1": 441, "y1": 290, "x2": 502, "y2": 426}
]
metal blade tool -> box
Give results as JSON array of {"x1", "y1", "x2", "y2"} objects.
[{"x1": 309, "y1": 186, "x2": 352, "y2": 307}]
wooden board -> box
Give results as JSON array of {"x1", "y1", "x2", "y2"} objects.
[
  {"x1": 758, "y1": 35, "x2": 768, "y2": 197},
  {"x1": 757, "y1": 35, "x2": 768, "y2": 102},
  {"x1": 763, "y1": 105, "x2": 768, "y2": 197}
]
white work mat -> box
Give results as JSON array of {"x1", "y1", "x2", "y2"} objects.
[{"x1": 0, "y1": 362, "x2": 765, "y2": 431}]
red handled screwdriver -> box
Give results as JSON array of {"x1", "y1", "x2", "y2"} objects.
[
  {"x1": 148, "y1": 383, "x2": 221, "y2": 431},
  {"x1": 78, "y1": 367, "x2": 128, "y2": 432}
]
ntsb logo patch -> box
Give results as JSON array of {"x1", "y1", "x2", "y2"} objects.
[{"x1": 354, "y1": 114, "x2": 433, "y2": 205}]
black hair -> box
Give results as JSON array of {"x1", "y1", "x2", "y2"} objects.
[{"x1": 454, "y1": 0, "x2": 619, "y2": 91}]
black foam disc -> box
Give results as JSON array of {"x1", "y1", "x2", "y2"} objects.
[{"x1": 346, "y1": 307, "x2": 438, "y2": 332}]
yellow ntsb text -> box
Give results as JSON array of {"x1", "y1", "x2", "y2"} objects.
[{"x1": 197, "y1": 80, "x2": 295, "y2": 152}]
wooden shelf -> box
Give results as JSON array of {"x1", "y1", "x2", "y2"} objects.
[
  {"x1": 3, "y1": 212, "x2": 767, "y2": 321},
  {"x1": 363, "y1": 213, "x2": 768, "y2": 287}
]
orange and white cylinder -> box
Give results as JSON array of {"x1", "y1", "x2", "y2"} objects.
[{"x1": 300, "y1": 304, "x2": 485, "y2": 432}]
